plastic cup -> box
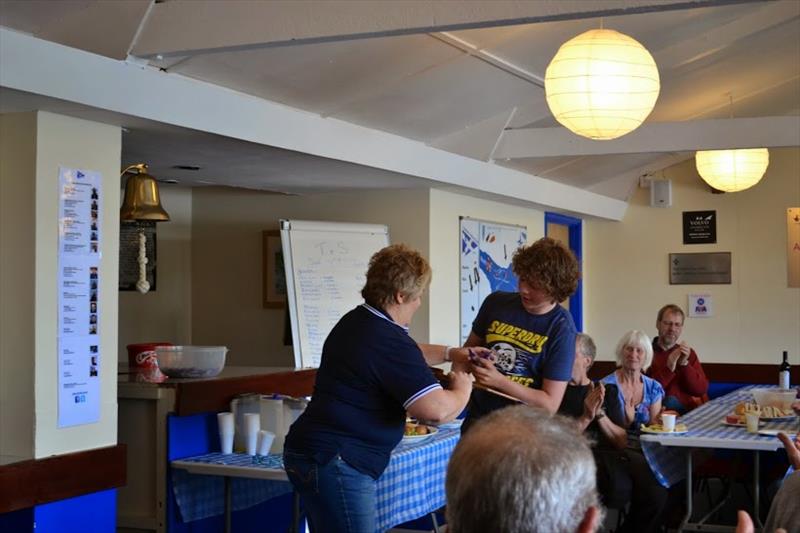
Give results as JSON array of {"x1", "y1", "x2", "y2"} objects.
[
  {"x1": 257, "y1": 430, "x2": 276, "y2": 455},
  {"x1": 244, "y1": 413, "x2": 261, "y2": 455},
  {"x1": 661, "y1": 413, "x2": 676, "y2": 432},
  {"x1": 218, "y1": 412, "x2": 235, "y2": 454},
  {"x1": 745, "y1": 411, "x2": 760, "y2": 433}
]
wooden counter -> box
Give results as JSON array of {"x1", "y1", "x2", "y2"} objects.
[
  {"x1": 118, "y1": 365, "x2": 316, "y2": 416},
  {"x1": 117, "y1": 366, "x2": 315, "y2": 533},
  {"x1": 0, "y1": 444, "x2": 126, "y2": 514}
]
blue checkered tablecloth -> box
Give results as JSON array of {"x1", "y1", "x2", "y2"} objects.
[
  {"x1": 171, "y1": 453, "x2": 293, "y2": 522},
  {"x1": 640, "y1": 385, "x2": 799, "y2": 488},
  {"x1": 171, "y1": 427, "x2": 460, "y2": 532},
  {"x1": 375, "y1": 427, "x2": 460, "y2": 531}
]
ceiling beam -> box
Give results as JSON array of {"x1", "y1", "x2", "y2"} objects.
[
  {"x1": 496, "y1": 117, "x2": 800, "y2": 159},
  {"x1": 587, "y1": 153, "x2": 693, "y2": 200},
  {"x1": 0, "y1": 28, "x2": 628, "y2": 220},
  {"x1": 655, "y1": 0, "x2": 800, "y2": 69},
  {"x1": 428, "y1": 109, "x2": 516, "y2": 162},
  {"x1": 131, "y1": 0, "x2": 761, "y2": 59},
  {"x1": 0, "y1": 0, "x2": 153, "y2": 60}
]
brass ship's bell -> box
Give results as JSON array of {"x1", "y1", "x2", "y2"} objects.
[{"x1": 120, "y1": 163, "x2": 170, "y2": 222}]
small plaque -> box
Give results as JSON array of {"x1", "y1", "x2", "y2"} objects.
[
  {"x1": 683, "y1": 210, "x2": 717, "y2": 244},
  {"x1": 669, "y1": 252, "x2": 731, "y2": 285},
  {"x1": 688, "y1": 294, "x2": 713, "y2": 317}
]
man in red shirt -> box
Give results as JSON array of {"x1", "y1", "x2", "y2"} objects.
[{"x1": 648, "y1": 304, "x2": 709, "y2": 414}]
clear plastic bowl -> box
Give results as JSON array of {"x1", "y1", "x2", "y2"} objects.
[
  {"x1": 750, "y1": 388, "x2": 797, "y2": 410},
  {"x1": 155, "y1": 345, "x2": 227, "y2": 378}
]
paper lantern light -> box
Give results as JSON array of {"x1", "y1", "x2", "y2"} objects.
[
  {"x1": 545, "y1": 29, "x2": 660, "y2": 140},
  {"x1": 695, "y1": 148, "x2": 769, "y2": 192}
]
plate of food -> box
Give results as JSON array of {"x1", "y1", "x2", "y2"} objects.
[
  {"x1": 640, "y1": 423, "x2": 688, "y2": 435},
  {"x1": 402, "y1": 422, "x2": 437, "y2": 443},
  {"x1": 733, "y1": 403, "x2": 796, "y2": 421},
  {"x1": 722, "y1": 414, "x2": 764, "y2": 427},
  {"x1": 759, "y1": 413, "x2": 797, "y2": 421}
]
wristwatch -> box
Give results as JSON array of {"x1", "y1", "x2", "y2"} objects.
[{"x1": 595, "y1": 408, "x2": 607, "y2": 421}]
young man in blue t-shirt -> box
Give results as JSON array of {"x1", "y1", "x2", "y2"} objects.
[{"x1": 456, "y1": 237, "x2": 580, "y2": 430}]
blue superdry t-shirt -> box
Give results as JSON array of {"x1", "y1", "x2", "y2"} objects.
[
  {"x1": 465, "y1": 291, "x2": 576, "y2": 425},
  {"x1": 284, "y1": 304, "x2": 441, "y2": 479}
]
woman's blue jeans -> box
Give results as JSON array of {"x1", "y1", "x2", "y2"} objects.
[{"x1": 283, "y1": 450, "x2": 377, "y2": 533}]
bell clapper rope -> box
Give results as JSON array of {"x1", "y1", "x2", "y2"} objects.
[{"x1": 136, "y1": 228, "x2": 150, "y2": 294}]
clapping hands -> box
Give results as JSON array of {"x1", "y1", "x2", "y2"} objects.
[
  {"x1": 583, "y1": 382, "x2": 605, "y2": 419},
  {"x1": 667, "y1": 342, "x2": 691, "y2": 371}
]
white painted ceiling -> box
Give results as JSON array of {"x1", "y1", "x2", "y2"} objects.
[{"x1": 1, "y1": 0, "x2": 799, "y2": 206}]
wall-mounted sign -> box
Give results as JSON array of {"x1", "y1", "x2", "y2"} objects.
[
  {"x1": 57, "y1": 166, "x2": 102, "y2": 428},
  {"x1": 669, "y1": 252, "x2": 731, "y2": 284},
  {"x1": 788, "y1": 208, "x2": 800, "y2": 288},
  {"x1": 682, "y1": 210, "x2": 717, "y2": 244},
  {"x1": 688, "y1": 294, "x2": 713, "y2": 317},
  {"x1": 460, "y1": 217, "x2": 527, "y2": 345}
]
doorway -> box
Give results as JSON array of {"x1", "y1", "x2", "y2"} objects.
[{"x1": 545, "y1": 212, "x2": 583, "y2": 331}]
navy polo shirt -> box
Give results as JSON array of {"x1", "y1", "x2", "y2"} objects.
[{"x1": 284, "y1": 304, "x2": 441, "y2": 478}]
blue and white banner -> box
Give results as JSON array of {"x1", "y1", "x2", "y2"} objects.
[{"x1": 459, "y1": 218, "x2": 526, "y2": 345}]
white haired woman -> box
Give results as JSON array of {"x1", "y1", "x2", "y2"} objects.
[{"x1": 600, "y1": 330, "x2": 668, "y2": 533}]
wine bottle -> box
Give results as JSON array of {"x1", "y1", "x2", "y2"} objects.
[{"x1": 779, "y1": 350, "x2": 790, "y2": 389}]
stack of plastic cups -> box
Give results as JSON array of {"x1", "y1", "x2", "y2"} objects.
[
  {"x1": 244, "y1": 413, "x2": 261, "y2": 455},
  {"x1": 218, "y1": 412, "x2": 234, "y2": 454}
]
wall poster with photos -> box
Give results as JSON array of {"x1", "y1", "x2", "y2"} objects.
[{"x1": 57, "y1": 166, "x2": 102, "y2": 427}]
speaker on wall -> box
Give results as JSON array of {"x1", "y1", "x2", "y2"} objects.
[{"x1": 650, "y1": 179, "x2": 672, "y2": 208}]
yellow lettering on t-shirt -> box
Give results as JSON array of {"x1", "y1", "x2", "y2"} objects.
[
  {"x1": 484, "y1": 320, "x2": 548, "y2": 353},
  {"x1": 508, "y1": 375, "x2": 535, "y2": 387}
]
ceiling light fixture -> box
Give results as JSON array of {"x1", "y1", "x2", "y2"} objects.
[
  {"x1": 544, "y1": 27, "x2": 660, "y2": 140},
  {"x1": 695, "y1": 148, "x2": 769, "y2": 192},
  {"x1": 694, "y1": 94, "x2": 769, "y2": 193}
]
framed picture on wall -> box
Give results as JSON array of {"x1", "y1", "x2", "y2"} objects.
[{"x1": 262, "y1": 230, "x2": 287, "y2": 308}]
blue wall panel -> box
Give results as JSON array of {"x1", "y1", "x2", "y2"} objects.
[{"x1": 33, "y1": 489, "x2": 116, "y2": 533}]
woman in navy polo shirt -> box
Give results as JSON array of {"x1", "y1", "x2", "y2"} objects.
[{"x1": 283, "y1": 244, "x2": 473, "y2": 533}]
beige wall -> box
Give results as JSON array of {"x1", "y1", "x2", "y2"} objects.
[
  {"x1": 190, "y1": 187, "x2": 429, "y2": 367},
  {"x1": 130, "y1": 147, "x2": 800, "y2": 374},
  {"x1": 585, "y1": 147, "x2": 800, "y2": 365},
  {"x1": 0, "y1": 113, "x2": 37, "y2": 460},
  {"x1": 33, "y1": 112, "x2": 121, "y2": 457},
  {"x1": 118, "y1": 185, "x2": 193, "y2": 359},
  {"x1": 190, "y1": 185, "x2": 549, "y2": 368},
  {"x1": 0, "y1": 112, "x2": 121, "y2": 459}
]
